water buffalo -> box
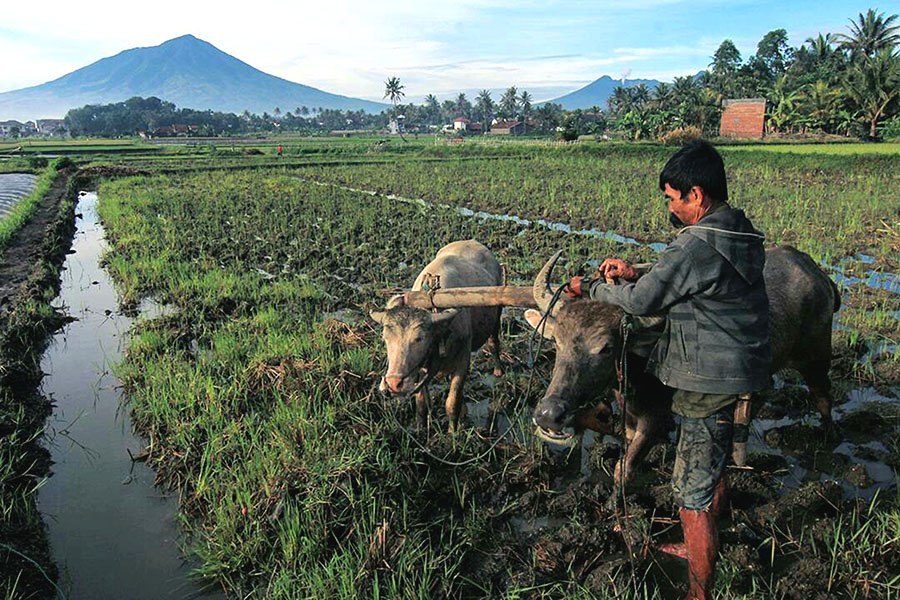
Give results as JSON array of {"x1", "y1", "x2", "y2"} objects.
[
  {"x1": 525, "y1": 245, "x2": 840, "y2": 485},
  {"x1": 371, "y1": 240, "x2": 503, "y2": 432}
]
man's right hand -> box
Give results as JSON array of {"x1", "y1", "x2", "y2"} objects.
[{"x1": 598, "y1": 258, "x2": 638, "y2": 282}]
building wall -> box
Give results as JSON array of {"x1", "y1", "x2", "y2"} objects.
[{"x1": 719, "y1": 100, "x2": 766, "y2": 138}]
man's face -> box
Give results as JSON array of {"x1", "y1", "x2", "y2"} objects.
[{"x1": 663, "y1": 183, "x2": 711, "y2": 227}]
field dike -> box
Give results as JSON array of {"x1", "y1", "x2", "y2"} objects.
[
  {"x1": 89, "y1": 170, "x2": 899, "y2": 599},
  {"x1": 0, "y1": 165, "x2": 76, "y2": 599}
]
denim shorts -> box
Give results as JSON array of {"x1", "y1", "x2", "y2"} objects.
[{"x1": 671, "y1": 401, "x2": 736, "y2": 510}]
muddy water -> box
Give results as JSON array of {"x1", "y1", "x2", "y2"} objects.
[
  {"x1": 37, "y1": 191, "x2": 219, "y2": 599},
  {"x1": 0, "y1": 172, "x2": 37, "y2": 218}
]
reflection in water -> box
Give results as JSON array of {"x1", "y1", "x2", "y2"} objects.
[{"x1": 37, "y1": 192, "x2": 219, "y2": 599}]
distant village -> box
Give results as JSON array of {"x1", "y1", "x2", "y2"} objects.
[{"x1": 0, "y1": 118, "x2": 67, "y2": 137}]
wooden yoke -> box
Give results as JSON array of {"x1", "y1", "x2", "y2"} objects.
[{"x1": 403, "y1": 286, "x2": 538, "y2": 309}]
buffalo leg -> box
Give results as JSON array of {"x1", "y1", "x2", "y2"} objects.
[
  {"x1": 415, "y1": 390, "x2": 430, "y2": 434},
  {"x1": 614, "y1": 424, "x2": 657, "y2": 487},
  {"x1": 800, "y1": 360, "x2": 835, "y2": 436},
  {"x1": 446, "y1": 356, "x2": 470, "y2": 433},
  {"x1": 490, "y1": 312, "x2": 503, "y2": 377}
]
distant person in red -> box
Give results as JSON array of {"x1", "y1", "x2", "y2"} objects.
[{"x1": 277, "y1": 145, "x2": 283, "y2": 157}]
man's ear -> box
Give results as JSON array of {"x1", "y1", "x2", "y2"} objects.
[
  {"x1": 370, "y1": 311, "x2": 386, "y2": 324},
  {"x1": 524, "y1": 309, "x2": 556, "y2": 340},
  {"x1": 691, "y1": 185, "x2": 709, "y2": 206}
]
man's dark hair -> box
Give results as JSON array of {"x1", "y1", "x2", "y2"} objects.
[{"x1": 658, "y1": 140, "x2": 728, "y2": 204}]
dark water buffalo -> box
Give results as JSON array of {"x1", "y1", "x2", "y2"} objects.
[
  {"x1": 525, "y1": 246, "x2": 840, "y2": 485},
  {"x1": 371, "y1": 240, "x2": 503, "y2": 432}
]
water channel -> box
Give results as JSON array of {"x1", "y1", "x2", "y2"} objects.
[{"x1": 36, "y1": 191, "x2": 219, "y2": 599}]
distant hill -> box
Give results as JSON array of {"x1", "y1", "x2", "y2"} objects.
[
  {"x1": 0, "y1": 35, "x2": 388, "y2": 120},
  {"x1": 543, "y1": 75, "x2": 661, "y2": 110}
]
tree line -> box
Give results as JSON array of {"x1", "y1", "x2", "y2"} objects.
[
  {"x1": 607, "y1": 8, "x2": 899, "y2": 140},
  {"x1": 64, "y1": 8, "x2": 897, "y2": 141}
]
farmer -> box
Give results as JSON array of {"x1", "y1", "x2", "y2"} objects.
[{"x1": 565, "y1": 140, "x2": 772, "y2": 599}]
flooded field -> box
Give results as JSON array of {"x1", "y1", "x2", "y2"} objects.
[
  {"x1": 0, "y1": 173, "x2": 37, "y2": 219},
  {"x1": 3, "y1": 140, "x2": 897, "y2": 598}
]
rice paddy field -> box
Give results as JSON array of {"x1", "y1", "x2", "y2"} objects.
[{"x1": 3, "y1": 137, "x2": 899, "y2": 598}]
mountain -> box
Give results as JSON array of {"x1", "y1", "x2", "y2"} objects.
[
  {"x1": 0, "y1": 35, "x2": 388, "y2": 120},
  {"x1": 543, "y1": 75, "x2": 661, "y2": 110}
]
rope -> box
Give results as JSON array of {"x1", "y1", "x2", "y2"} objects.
[{"x1": 0, "y1": 542, "x2": 67, "y2": 600}]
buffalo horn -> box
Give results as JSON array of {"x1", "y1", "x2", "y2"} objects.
[{"x1": 533, "y1": 250, "x2": 564, "y2": 315}]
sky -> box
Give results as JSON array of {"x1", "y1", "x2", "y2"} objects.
[{"x1": 0, "y1": 0, "x2": 886, "y2": 103}]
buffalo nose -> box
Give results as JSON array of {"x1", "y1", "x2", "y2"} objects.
[
  {"x1": 533, "y1": 399, "x2": 568, "y2": 431},
  {"x1": 385, "y1": 376, "x2": 404, "y2": 394}
]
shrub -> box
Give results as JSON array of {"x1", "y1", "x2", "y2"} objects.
[
  {"x1": 660, "y1": 126, "x2": 703, "y2": 146},
  {"x1": 880, "y1": 115, "x2": 900, "y2": 141}
]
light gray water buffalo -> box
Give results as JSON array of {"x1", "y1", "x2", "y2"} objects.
[
  {"x1": 370, "y1": 240, "x2": 504, "y2": 432},
  {"x1": 525, "y1": 245, "x2": 841, "y2": 485}
]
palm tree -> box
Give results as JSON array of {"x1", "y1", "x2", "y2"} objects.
[
  {"x1": 836, "y1": 9, "x2": 900, "y2": 61},
  {"x1": 519, "y1": 90, "x2": 533, "y2": 133},
  {"x1": 423, "y1": 94, "x2": 440, "y2": 125},
  {"x1": 475, "y1": 90, "x2": 494, "y2": 132},
  {"x1": 843, "y1": 48, "x2": 900, "y2": 138},
  {"x1": 499, "y1": 86, "x2": 519, "y2": 119},
  {"x1": 804, "y1": 80, "x2": 842, "y2": 131},
  {"x1": 805, "y1": 33, "x2": 838, "y2": 62},
  {"x1": 454, "y1": 93, "x2": 472, "y2": 119},
  {"x1": 652, "y1": 82, "x2": 673, "y2": 110},
  {"x1": 384, "y1": 77, "x2": 405, "y2": 110},
  {"x1": 383, "y1": 76, "x2": 406, "y2": 138},
  {"x1": 608, "y1": 86, "x2": 631, "y2": 115}
]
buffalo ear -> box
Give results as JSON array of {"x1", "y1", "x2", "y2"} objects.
[
  {"x1": 430, "y1": 308, "x2": 459, "y2": 327},
  {"x1": 386, "y1": 294, "x2": 406, "y2": 309},
  {"x1": 524, "y1": 309, "x2": 556, "y2": 340},
  {"x1": 370, "y1": 311, "x2": 386, "y2": 324}
]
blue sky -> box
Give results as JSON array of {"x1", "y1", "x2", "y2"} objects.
[{"x1": 0, "y1": 0, "x2": 887, "y2": 102}]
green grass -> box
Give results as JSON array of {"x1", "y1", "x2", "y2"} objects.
[
  {"x1": 725, "y1": 142, "x2": 900, "y2": 155},
  {"x1": 0, "y1": 160, "x2": 62, "y2": 252}
]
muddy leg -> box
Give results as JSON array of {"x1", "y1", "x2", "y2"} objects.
[
  {"x1": 446, "y1": 360, "x2": 469, "y2": 434},
  {"x1": 608, "y1": 418, "x2": 657, "y2": 511},
  {"x1": 802, "y1": 361, "x2": 835, "y2": 438},
  {"x1": 415, "y1": 390, "x2": 430, "y2": 434},
  {"x1": 490, "y1": 312, "x2": 503, "y2": 377}
]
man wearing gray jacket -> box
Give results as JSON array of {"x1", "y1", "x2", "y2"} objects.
[{"x1": 566, "y1": 141, "x2": 771, "y2": 600}]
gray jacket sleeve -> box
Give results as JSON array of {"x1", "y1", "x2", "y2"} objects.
[{"x1": 588, "y1": 244, "x2": 704, "y2": 315}]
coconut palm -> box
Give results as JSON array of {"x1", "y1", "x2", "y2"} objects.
[
  {"x1": 519, "y1": 90, "x2": 533, "y2": 133},
  {"x1": 836, "y1": 9, "x2": 900, "y2": 61},
  {"x1": 475, "y1": 90, "x2": 494, "y2": 132},
  {"x1": 806, "y1": 33, "x2": 839, "y2": 62},
  {"x1": 843, "y1": 48, "x2": 900, "y2": 138},
  {"x1": 499, "y1": 87, "x2": 519, "y2": 119},
  {"x1": 454, "y1": 93, "x2": 472, "y2": 119},
  {"x1": 423, "y1": 94, "x2": 440, "y2": 125},
  {"x1": 804, "y1": 80, "x2": 842, "y2": 131},
  {"x1": 383, "y1": 76, "x2": 406, "y2": 138}
]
